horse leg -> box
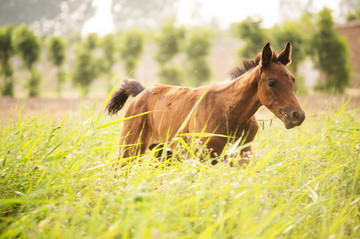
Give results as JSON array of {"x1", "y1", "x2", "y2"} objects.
[
  {"x1": 204, "y1": 118, "x2": 259, "y2": 166},
  {"x1": 202, "y1": 137, "x2": 228, "y2": 164},
  {"x1": 238, "y1": 118, "x2": 259, "y2": 164},
  {"x1": 117, "y1": 120, "x2": 152, "y2": 164}
]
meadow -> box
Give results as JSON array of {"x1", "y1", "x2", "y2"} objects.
[{"x1": 0, "y1": 96, "x2": 359, "y2": 238}]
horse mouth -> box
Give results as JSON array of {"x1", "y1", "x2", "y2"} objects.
[
  {"x1": 279, "y1": 107, "x2": 305, "y2": 129},
  {"x1": 284, "y1": 119, "x2": 296, "y2": 129}
]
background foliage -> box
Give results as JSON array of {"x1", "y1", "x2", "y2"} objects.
[
  {"x1": 310, "y1": 8, "x2": 352, "y2": 93},
  {"x1": 101, "y1": 34, "x2": 116, "y2": 92},
  {"x1": 0, "y1": 2, "x2": 359, "y2": 238},
  {"x1": 232, "y1": 17, "x2": 267, "y2": 59},
  {"x1": 47, "y1": 36, "x2": 66, "y2": 96},
  {"x1": 184, "y1": 28, "x2": 212, "y2": 86},
  {"x1": 119, "y1": 29, "x2": 145, "y2": 78},
  {"x1": 155, "y1": 20, "x2": 186, "y2": 85},
  {"x1": 72, "y1": 40, "x2": 99, "y2": 96},
  {"x1": 13, "y1": 26, "x2": 41, "y2": 97},
  {"x1": 272, "y1": 21, "x2": 308, "y2": 93},
  {"x1": 0, "y1": 7, "x2": 356, "y2": 96},
  {"x1": 0, "y1": 26, "x2": 15, "y2": 96}
]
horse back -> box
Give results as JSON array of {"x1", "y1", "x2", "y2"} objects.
[
  {"x1": 152, "y1": 85, "x2": 208, "y2": 139},
  {"x1": 123, "y1": 84, "x2": 207, "y2": 141}
]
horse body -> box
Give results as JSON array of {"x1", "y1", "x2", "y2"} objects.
[{"x1": 107, "y1": 42, "x2": 305, "y2": 162}]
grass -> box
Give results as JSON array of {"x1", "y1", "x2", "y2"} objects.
[{"x1": 0, "y1": 99, "x2": 359, "y2": 238}]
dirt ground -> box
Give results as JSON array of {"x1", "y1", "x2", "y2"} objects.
[
  {"x1": 0, "y1": 97, "x2": 102, "y2": 119},
  {"x1": 1, "y1": 94, "x2": 359, "y2": 121}
]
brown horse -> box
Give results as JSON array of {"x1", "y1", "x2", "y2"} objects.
[{"x1": 107, "y1": 42, "x2": 305, "y2": 162}]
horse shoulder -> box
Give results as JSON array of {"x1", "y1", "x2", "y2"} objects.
[{"x1": 191, "y1": 86, "x2": 228, "y2": 131}]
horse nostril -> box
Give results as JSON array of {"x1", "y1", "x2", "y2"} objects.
[
  {"x1": 281, "y1": 107, "x2": 305, "y2": 126},
  {"x1": 292, "y1": 111, "x2": 300, "y2": 121},
  {"x1": 292, "y1": 110, "x2": 305, "y2": 125}
]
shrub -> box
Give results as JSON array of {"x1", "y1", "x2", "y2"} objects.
[
  {"x1": 72, "y1": 45, "x2": 98, "y2": 96},
  {"x1": 271, "y1": 22, "x2": 307, "y2": 93},
  {"x1": 310, "y1": 8, "x2": 351, "y2": 93},
  {"x1": 47, "y1": 35, "x2": 66, "y2": 96},
  {"x1": 13, "y1": 25, "x2": 41, "y2": 97},
  {"x1": 13, "y1": 26, "x2": 40, "y2": 69},
  {"x1": 0, "y1": 26, "x2": 15, "y2": 96},
  {"x1": 156, "y1": 20, "x2": 185, "y2": 64},
  {"x1": 102, "y1": 34, "x2": 116, "y2": 91},
  {"x1": 47, "y1": 36, "x2": 66, "y2": 66},
  {"x1": 158, "y1": 65, "x2": 184, "y2": 85},
  {"x1": 232, "y1": 17, "x2": 267, "y2": 59},
  {"x1": 119, "y1": 30, "x2": 144, "y2": 78},
  {"x1": 184, "y1": 28, "x2": 212, "y2": 86},
  {"x1": 26, "y1": 70, "x2": 42, "y2": 97},
  {"x1": 84, "y1": 33, "x2": 98, "y2": 50},
  {"x1": 156, "y1": 20, "x2": 185, "y2": 85}
]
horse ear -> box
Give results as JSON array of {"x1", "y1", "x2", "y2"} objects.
[
  {"x1": 261, "y1": 42, "x2": 272, "y2": 67},
  {"x1": 278, "y1": 41, "x2": 292, "y2": 66}
]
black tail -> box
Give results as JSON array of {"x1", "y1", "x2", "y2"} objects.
[{"x1": 106, "y1": 79, "x2": 146, "y2": 115}]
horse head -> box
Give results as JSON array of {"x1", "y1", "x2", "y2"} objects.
[{"x1": 257, "y1": 42, "x2": 305, "y2": 129}]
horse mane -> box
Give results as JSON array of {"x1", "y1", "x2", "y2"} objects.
[{"x1": 227, "y1": 49, "x2": 279, "y2": 80}]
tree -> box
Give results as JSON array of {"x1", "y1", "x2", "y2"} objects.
[
  {"x1": 271, "y1": 21, "x2": 307, "y2": 93},
  {"x1": 0, "y1": 26, "x2": 15, "y2": 96},
  {"x1": 101, "y1": 34, "x2": 117, "y2": 91},
  {"x1": 84, "y1": 33, "x2": 99, "y2": 50},
  {"x1": 346, "y1": 10, "x2": 360, "y2": 21},
  {"x1": 310, "y1": 8, "x2": 351, "y2": 93},
  {"x1": 13, "y1": 26, "x2": 41, "y2": 97},
  {"x1": 232, "y1": 17, "x2": 267, "y2": 59},
  {"x1": 47, "y1": 35, "x2": 66, "y2": 97},
  {"x1": 341, "y1": 0, "x2": 360, "y2": 19},
  {"x1": 119, "y1": 29, "x2": 144, "y2": 78},
  {"x1": 158, "y1": 66, "x2": 184, "y2": 86},
  {"x1": 184, "y1": 28, "x2": 212, "y2": 86},
  {"x1": 346, "y1": 0, "x2": 360, "y2": 22},
  {"x1": 155, "y1": 20, "x2": 185, "y2": 85},
  {"x1": 72, "y1": 35, "x2": 99, "y2": 96}
]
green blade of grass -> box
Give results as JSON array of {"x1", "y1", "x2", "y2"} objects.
[{"x1": 97, "y1": 111, "x2": 151, "y2": 129}]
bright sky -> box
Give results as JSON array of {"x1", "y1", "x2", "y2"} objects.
[
  {"x1": 82, "y1": 0, "x2": 115, "y2": 36},
  {"x1": 82, "y1": 0, "x2": 343, "y2": 36},
  {"x1": 177, "y1": 0, "x2": 342, "y2": 28},
  {"x1": 177, "y1": 0, "x2": 282, "y2": 28}
]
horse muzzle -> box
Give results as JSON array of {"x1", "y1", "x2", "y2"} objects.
[{"x1": 280, "y1": 106, "x2": 305, "y2": 129}]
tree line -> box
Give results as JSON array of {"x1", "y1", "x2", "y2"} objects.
[
  {"x1": 232, "y1": 8, "x2": 352, "y2": 94},
  {"x1": 0, "y1": 8, "x2": 353, "y2": 97},
  {"x1": 0, "y1": 21, "x2": 214, "y2": 97}
]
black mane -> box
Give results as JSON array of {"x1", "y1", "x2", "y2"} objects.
[
  {"x1": 227, "y1": 49, "x2": 279, "y2": 80},
  {"x1": 227, "y1": 58, "x2": 259, "y2": 80}
]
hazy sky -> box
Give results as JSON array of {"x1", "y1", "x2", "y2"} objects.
[
  {"x1": 177, "y1": 0, "x2": 341, "y2": 27},
  {"x1": 82, "y1": 0, "x2": 342, "y2": 36},
  {"x1": 82, "y1": 0, "x2": 115, "y2": 36},
  {"x1": 177, "y1": 0, "x2": 282, "y2": 28}
]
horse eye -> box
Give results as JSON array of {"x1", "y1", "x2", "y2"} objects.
[{"x1": 267, "y1": 79, "x2": 277, "y2": 88}]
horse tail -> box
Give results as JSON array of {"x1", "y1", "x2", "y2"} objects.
[{"x1": 107, "y1": 79, "x2": 146, "y2": 115}]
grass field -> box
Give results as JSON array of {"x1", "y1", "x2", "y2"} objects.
[{"x1": 0, "y1": 97, "x2": 359, "y2": 238}]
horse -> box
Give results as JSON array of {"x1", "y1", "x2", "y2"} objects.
[{"x1": 107, "y1": 42, "x2": 305, "y2": 164}]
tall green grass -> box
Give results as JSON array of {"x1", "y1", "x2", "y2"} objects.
[{"x1": 0, "y1": 101, "x2": 359, "y2": 238}]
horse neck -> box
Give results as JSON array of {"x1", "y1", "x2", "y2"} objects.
[{"x1": 224, "y1": 67, "x2": 262, "y2": 123}]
